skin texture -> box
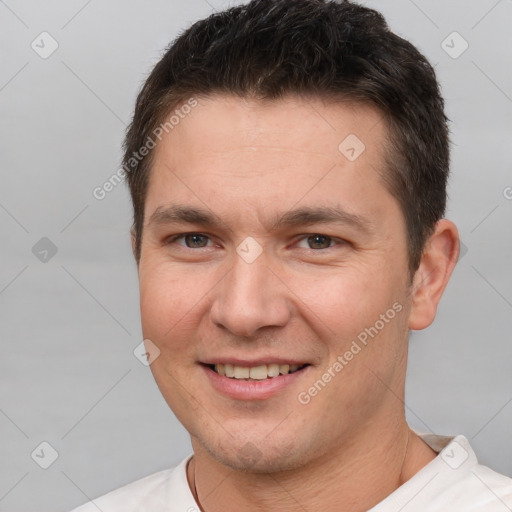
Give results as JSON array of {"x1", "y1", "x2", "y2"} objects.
[{"x1": 134, "y1": 94, "x2": 459, "y2": 511}]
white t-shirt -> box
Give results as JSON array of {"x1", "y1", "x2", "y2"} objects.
[{"x1": 70, "y1": 434, "x2": 512, "y2": 511}]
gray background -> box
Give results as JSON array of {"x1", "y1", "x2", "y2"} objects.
[{"x1": 1, "y1": 1, "x2": 511, "y2": 511}]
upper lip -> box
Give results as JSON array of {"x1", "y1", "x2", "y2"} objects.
[{"x1": 200, "y1": 358, "x2": 309, "y2": 367}]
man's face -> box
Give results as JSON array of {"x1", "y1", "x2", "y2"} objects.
[{"x1": 137, "y1": 94, "x2": 414, "y2": 472}]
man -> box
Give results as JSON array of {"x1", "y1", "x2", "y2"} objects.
[{"x1": 72, "y1": 0, "x2": 512, "y2": 510}]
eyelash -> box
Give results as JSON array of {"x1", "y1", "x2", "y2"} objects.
[{"x1": 165, "y1": 233, "x2": 346, "y2": 251}]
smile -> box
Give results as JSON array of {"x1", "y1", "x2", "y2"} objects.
[
  {"x1": 202, "y1": 361, "x2": 311, "y2": 400},
  {"x1": 210, "y1": 363, "x2": 307, "y2": 380}
]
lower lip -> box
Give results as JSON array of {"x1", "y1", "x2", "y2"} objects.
[{"x1": 202, "y1": 365, "x2": 309, "y2": 400}]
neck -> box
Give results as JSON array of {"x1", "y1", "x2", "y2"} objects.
[{"x1": 186, "y1": 419, "x2": 437, "y2": 512}]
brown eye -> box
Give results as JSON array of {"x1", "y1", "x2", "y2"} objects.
[
  {"x1": 183, "y1": 234, "x2": 209, "y2": 248},
  {"x1": 305, "y1": 234, "x2": 333, "y2": 250},
  {"x1": 168, "y1": 233, "x2": 212, "y2": 248}
]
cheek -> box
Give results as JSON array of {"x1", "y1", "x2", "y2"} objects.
[
  {"x1": 300, "y1": 269, "x2": 408, "y2": 388},
  {"x1": 139, "y1": 266, "x2": 205, "y2": 411},
  {"x1": 139, "y1": 262, "x2": 199, "y2": 341},
  {"x1": 294, "y1": 266, "x2": 395, "y2": 338}
]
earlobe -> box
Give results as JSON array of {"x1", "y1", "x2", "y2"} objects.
[{"x1": 408, "y1": 219, "x2": 460, "y2": 331}]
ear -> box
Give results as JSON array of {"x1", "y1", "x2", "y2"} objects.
[{"x1": 408, "y1": 219, "x2": 460, "y2": 330}]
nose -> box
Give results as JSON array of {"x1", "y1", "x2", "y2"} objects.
[{"x1": 209, "y1": 248, "x2": 291, "y2": 338}]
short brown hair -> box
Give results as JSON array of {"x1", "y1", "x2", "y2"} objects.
[{"x1": 123, "y1": 0, "x2": 450, "y2": 274}]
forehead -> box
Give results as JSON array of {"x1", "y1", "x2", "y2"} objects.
[
  {"x1": 144, "y1": 94, "x2": 397, "y2": 232},
  {"x1": 157, "y1": 94, "x2": 387, "y2": 162}
]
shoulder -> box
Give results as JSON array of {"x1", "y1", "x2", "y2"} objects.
[
  {"x1": 372, "y1": 434, "x2": 512, "y2": 511},
  {"x1": 419, "y1": 434, "x2": 512, "y2": 511},
  {"x1": 453, "y1": 461, "x2": 512, "y2": 511},
  {"x1": 69, "y1": 457, "x2": 195, "y2": 512}
]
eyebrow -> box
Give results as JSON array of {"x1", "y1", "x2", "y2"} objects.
[
  {"x1": 270, "y1": 206, "x2": 372, "y2": 233},
  {"x1": 147, "y1": 204, "x2": 373, "y2": 234},
  {"x1": 147, "y1": 205, "x2": 233, "y2": 232}
]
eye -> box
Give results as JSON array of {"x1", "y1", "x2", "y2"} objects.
[
  {"x1": 296, "y1": 234, "x2": 341, "y2": 250},
  {"x1": 168, "y1": 233, "x2": 212, "y2": 248}
]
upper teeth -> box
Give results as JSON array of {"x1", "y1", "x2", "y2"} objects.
[{"x1": 215, "y1": 363, "x2": 303, "y2": 380}]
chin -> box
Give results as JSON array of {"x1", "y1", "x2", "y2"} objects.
[{"x1": 196, "y1": 431, "x2": 315, "y2": 474}]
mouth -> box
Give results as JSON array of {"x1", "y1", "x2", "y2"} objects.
[
  {"x1": 206, "y1": 363, "x2": 309, "y2": 380},
  {"x1": 200, "y1": 359, "x2": 312, "y2": 400}
]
